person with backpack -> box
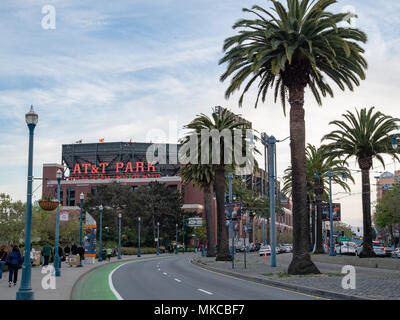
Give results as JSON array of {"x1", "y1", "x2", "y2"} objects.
[
  {"x1": 6, "y1": 245, "x2": 23, "y2": 287},
  {"x1": 0, "y1": 246, "x2": 8, "y2": 279}
]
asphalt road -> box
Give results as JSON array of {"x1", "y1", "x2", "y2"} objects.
[{"x1": 110, "y1": 254, "x2": 319, "y2": 300}]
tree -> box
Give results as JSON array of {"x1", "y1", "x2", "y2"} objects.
[
  {"x1": 322, "y1": 107, "x2": 400, "y2": 257},
  {"x1": 181, "y1": 109, "x2": 255, "y2": 261},
  {"x1": 282, "y1": 144, "x2": 353, "y2": 253},
  {"x1": 0, "y1": 194, "x2": 26, "y2": 245},
  {"x1": 375, "y1": 184, "x2": 400, "y2": 246},
  {"x1": 178, "y1": 163, "x2": 216, "y2": 256},
  {"x1": 219, "y1": 0, "x2": 367, "y2": 274}
]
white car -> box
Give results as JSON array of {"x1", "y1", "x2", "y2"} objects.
[
  {"x1": 259, "y1": 245, "x2": 271, "y2": 256},
  {"x1": 336, "y1": 242, "x2": 357, "y2": 255},
  {"x1": 355, "y1": 244, "x2": 387, "y2": 257},
  {"x1": 391, "y1": 248, "x2": 400, "y2": 258},
  {"x1": 282, "y1": 244, "x2": 293, "y2": 253}
]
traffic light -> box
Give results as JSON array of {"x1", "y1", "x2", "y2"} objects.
[{"x1": 357, "y1": 227, "x2": 360, "y2": 232}]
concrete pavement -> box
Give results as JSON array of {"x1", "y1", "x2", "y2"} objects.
[
  {"x1": 194, "y1": 252, "x2": 400, "y2": 300},
  {"x1": 0, "y1": 254, "x2": 158, "y2": 300}
]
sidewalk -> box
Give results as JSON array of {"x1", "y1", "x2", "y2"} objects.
[
  {"x1": 193, "y1": 252, "x2": 400, "y2": 300},
  {"x1": 0, "y1": 254, "x2": 157, "y2": 300}
]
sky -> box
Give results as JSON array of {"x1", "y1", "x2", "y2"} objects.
[{"x1": 0, "y1": 0, "x2": 400, "y2": 231}]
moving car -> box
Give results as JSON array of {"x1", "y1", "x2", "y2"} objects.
[
  {"x1": 355, "y1": 243, "x2": 387, "y2": 257},
  {"x1": 336, "y1": 242, "x2": 357, "y2": 255},
  {"x1": 259, "y1": 245, "x2": 271, "y2": 256},
  {"x1": 391, "y1": 248, "x2": 400, "y2": 258},
  {"x1": 282, "y1": 244, "x2": 293, "y2": 253}
]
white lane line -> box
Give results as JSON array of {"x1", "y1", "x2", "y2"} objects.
[
  {"x1": 174, "y1": 278, "x2": 181, "y2": 282},
  {"x1": 109, "y1": 264, "x2": 126, "y2": 300},
  {"x1": 198, "y1": 289, "x2": 213, "y2": 295}
]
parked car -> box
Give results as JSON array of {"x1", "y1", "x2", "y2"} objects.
[
  {"x1": 355, "y1": 243, "x2": 387, "y2": 257},
  {"x1": 282, "y1": 244, "x2": 293, "y2": 253},
  {"x1": 249, "y1": 243, "x2": 256, "y2": 252},
  {"x1": 259, "y1": 245, "x2": 271, "y2": 256},
  {"x1": 336, "y1": 242, "x2": 357, "y2": 255},
  {"x1": 391, "y1": 248, "x2": 400, "y2": 258}
]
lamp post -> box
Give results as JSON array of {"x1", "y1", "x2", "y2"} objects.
[
  {"x1": 157, "y1": 222, "x2": 160, "y2": 256},
  {"x1": 392, "y1": 136, "x2": 400, "y2": 248},
  {"x1": 268, "y1": 136, "x2": 277, "y2": 267},
  {"x1": 182, "y1": 216, "x2": 185, "y2": 254},
  {"x1": 54, "y1": 169, "x2": 62, "y2": 276},
  {"x1": 118, "y1": 213, "x2": 122, "y2": 259},
  {"x1": 16, "y1": 105, "x2": 38, "y2": 301},
  {"x1": 175, "y1": 223, "x2": 178, "y2": 254},
  {"x1": 79, "y1": 193, "x2": 84, "y2": 246},
  {"x1": 261, "y1": 133, "x2": 268, "y2": 246},
  {"x1": 326, "y1": 172, "x2": 336, "y2": 256},
  {"x1": 98, "y1": 205, "x2": 103, "y2": 262},
  {"x1": 137, "y1": 217, "x2": 141, "y2": 257}
]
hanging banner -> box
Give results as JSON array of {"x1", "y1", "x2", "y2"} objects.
[{"x1": 84, "y1": 212, "x2": 97, "y2": 264}]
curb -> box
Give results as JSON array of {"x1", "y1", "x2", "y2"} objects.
[{"x1": 190, "y1": 259, "x2": 372, "y2": 300}]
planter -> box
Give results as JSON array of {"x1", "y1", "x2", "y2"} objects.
[{"x1": 39, "y1": 200, "x2": 59, "y2": 211}]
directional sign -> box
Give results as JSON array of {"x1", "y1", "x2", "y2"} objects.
[
  {"x1": 338, "y1": 237, "x2": 351, "y2": 242},
  {"x1": 187, "y1": 218, "x2": 202, "y2": 227}
]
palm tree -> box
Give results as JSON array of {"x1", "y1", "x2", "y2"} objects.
[
  {"x1": 219, "y1": 0, "x2": 367, "y2": 274},
  {"x1": 178, "y1": 163, "x2": 216, "y2": 257},
  {"x1": 283, "y1": 144, "x2": 353, "y2": 253},
  {"x1": 180, "y1": 109, "x2": 253, "y2": 261},
  {"x1": 322, "y1": 107, "x2": 400, "y2": 257}
]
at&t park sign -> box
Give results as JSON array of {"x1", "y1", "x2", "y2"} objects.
[{"x1": 67, "y1": 161, "x2": 161, "y2": 181}]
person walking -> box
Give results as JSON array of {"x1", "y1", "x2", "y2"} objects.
[
  {"x1": 30, "y1": 244, "x2": 37, "y2": 265},
  {"x1": 41, "y1": 242, "x2": 52, "y2": 266},
  {"x1": 6, "y1": 245, "x2": 23, "y2": 287},
  {"x1": 0, "y1": 246, "x2": 7, "y2": 279},
  {"x1": 77, "y1": 245, "x2": 84, "y2": 266},
  {"x1": 106, "y1": 248, "x2": 112, "y2": 262},
  {"x1": 64, "y1": 244, "x2": 71, "y2": 263},
  {"x1": 71, "y1": 243, "x2": 78, "y2": 255}
]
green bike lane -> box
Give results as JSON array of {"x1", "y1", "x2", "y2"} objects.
[{"x1": 71, "y1": 256, "x2": 172, "y2": 300}]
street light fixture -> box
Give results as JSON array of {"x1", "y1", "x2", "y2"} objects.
[
  {"x1": 118, "y1": 213, "x2": 122, "y2": 259},
  {"x1": 54, "y1": 169, "x2": 62, "y2": 276},
  {"x1": 98, "y1": 205, "x2": 103, "y2": 262},
  {"x1": 137, "y1": 217, "x2": 141, "y2": 257},
  {"x1": 175, "y1": 223, "x2": 178, "y2": 254},
  {"x1": 16, "y1": 105, "x2": 38, "y2": 300},
  {"x1": 157, "y1": 222, "x2": 160, "y2": 256},
  {"x1": 79, "y1": 193, "x2": 84, "y2": 247}
]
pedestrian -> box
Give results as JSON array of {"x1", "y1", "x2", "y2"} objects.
[
  {"x1": 30, "y1": 244, "x2": 37, "y2": 265},
  {"x1": 0, "y1": 246, "x2": 8, "y2": 279},
  {"x1": 64, "y1": 244, "x2": 71, "y2": 263},
  {"x1": 106, "y1": 248, "x2": 112, "y2": 261},
  {"x1": 41, "y1": 241, "x2": 52, "y2": 266},
  {"x1": 71, "y1": 243, "x2": 78, "y2": 255},
  {"x1": 6, "y1": 245, "x2": 23, "y2": 287},
  {"x1": 77, "y1": 245, "x2": 84, "y2": 266}
]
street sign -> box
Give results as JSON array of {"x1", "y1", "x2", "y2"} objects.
[
  {"x1": 338, "y1": 236, "x2": 351, "y2": 242},
  {"x1": 187, "y1": 217, "x2": 202, "y2": 227},
  {"x1": 60, "y1": 210, "x2": 69, "y2": 221}
]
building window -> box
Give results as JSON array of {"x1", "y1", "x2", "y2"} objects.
[
  {"x1": 67, "y1": 188, "x2": 75, "y2": 206},
  {"x1": 54, "y1": 189, "x2": 63, "y2": 205},
  {"x1": 91, "y1": 187, "x2": 98, "y2": 196}
]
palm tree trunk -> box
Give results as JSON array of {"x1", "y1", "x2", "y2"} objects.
[
  {"x1": 215, "y1": 165, "x2": 232, "y2": 261},
  {"x1": 287, "y1": 86, "x2": 320, "y2": 275},
  {"x1": 360, "y1": 166, "x2": 375, "y2": 257},
  {"x1": 314, "y1": 184, "x2": 325, "y2": 253},
  {"x1": 311, "y1": 201, "x2": 315, "y2": 249},
  {"x1": 203, "y1": 183, "x2": 216, "y2": 257}
]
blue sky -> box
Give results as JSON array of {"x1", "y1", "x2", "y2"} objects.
[{"x1": 1, "y1": 0, "x2": 400, "y2": 228}]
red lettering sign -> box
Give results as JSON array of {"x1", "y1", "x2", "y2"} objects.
[
  {"x1": 99, "y1": 162, "x2": 108, "y2": 173},
  {"x1": 135, "y1": 162, "x2": 144, "y2": 172},
  {"x1": 72, "y1": 164, "x2": 81, "y2": 175},
  {"x1": 124, "y1": 162, "x2": 133, "y2": 173},
  {"x1": 147, "y1": 162, "x2": 155, "y2": 172},
  {"x1": 115, "y1": 162, "x2": 124, "y2": 173}
]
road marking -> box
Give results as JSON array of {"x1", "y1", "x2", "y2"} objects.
[
  {"x1": 108, "y1": 264, "x2": 125, "y2": 300},
  {"x1": 189, "y1": 260, "x2": 327, "y2": 300},
  {"x1": 198, "y1": 289, "x2": 213, "y2": 295},
  {"x1": 174, "y1": 278, "x2": 181, "y2": 282},
  {"x1": 163, "y1": 272, "x2": 168, "y2": 275}
]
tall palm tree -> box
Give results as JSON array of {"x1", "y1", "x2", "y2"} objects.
[
  {"x1": 322, "y1": 107, "x2": 400, "y2": 257},
  {"x1": 283, "y1": 144, "x2": 353, "y2": 253},
  {"x1": 178, "y1": 163, "x2": 216, "y2": 257},
  {"x1": 180, "y1": 109, "x2": 253, "y2": 261},
  {"x1": 219, "y1": 0, "x2": 367, "y2": 274}
]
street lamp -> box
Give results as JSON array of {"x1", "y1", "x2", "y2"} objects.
[
  {"x1": 118, "y1": 213, "x2": 122, "y2": 259},
  {"x1": 16, "y1": 105, "x2": 38, "y2": 300},
  {"x1": 227, "y1": 172, "x2": 235, "y2": 269},
  {"x1": 79, "y1": 193, "x2": 84, "y2": 247},
  {"x1": 392, "y1": 135, "x2": 400, "y2": 248},
  {"x1": 175, "y1": 223, "x2": 178, "y2": 254},
  {"x1": 268, "y1": 136, "x2": 277, "y2": 267},
  {"x1": 54, "y1": 169, "x2": 62, "y2": 276},
  {"x1": 98, "y1": 205, "x2": 103, "y2": 262},
  {"x1": 157, "y1": 222, "x2": 160, "y2": 256},
  {"x1": 326, "y1": 172, "x2": 336, "y2": 256},
  {"x1": 182, "y1": 216, "x2": 185, "y2": 254},
  {"x1": 137, "y1": 217, "x2": 141, "y2": 257}
]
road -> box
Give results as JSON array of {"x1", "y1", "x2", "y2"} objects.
[{"x1": 109, "y1": 255, "x2": 319, "y2": 300}]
